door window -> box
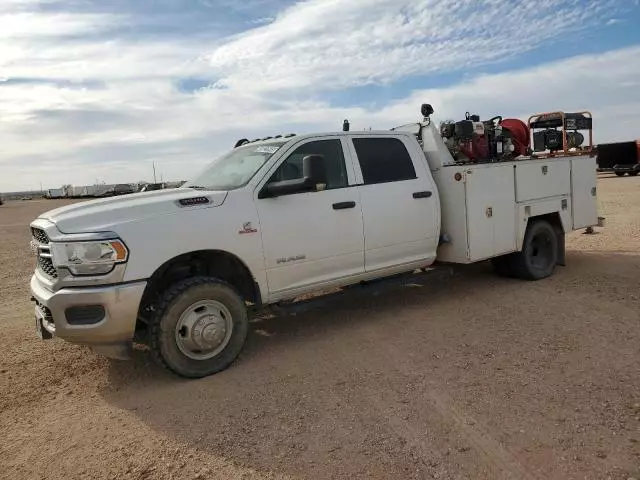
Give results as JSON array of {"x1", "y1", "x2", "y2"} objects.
[
  {"x1": 268, "y1": 139, "x2": 348, "y2": 190},
  {"x1": 352, "y1": 137, "x2": 417, "y2": 184}
]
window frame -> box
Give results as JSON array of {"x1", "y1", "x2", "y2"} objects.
[{"x1": 255, "y1": 136, "x2": 357, "y2": 198}]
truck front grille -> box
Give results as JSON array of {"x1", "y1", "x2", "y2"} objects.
[
  {"x1": 38, "y1": 255, "x2": 58, "y2": 278},
  {"x1": 31, "y1": 227, "x2": 50, "y2": 245},
  {"x1": 31, "y1": 227, "x2": 57, "y2": 279}
]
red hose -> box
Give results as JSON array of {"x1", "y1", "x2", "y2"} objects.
[{"x1": 501, "y1": 119, "x2": 530, "y2": 156}]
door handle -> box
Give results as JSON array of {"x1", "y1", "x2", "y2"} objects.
[
  {"x1": 413, "y1": 191, "x2": 432, "y2": 199},
  {"x1": 332, "y1": 201, "x2": 356, "y2": 210}
]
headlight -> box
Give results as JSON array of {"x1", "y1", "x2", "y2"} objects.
[{"x1": 51, "y1": 240, "x2": 128, "y2": 276}]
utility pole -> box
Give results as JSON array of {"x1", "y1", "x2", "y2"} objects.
[{"x1": 152, "y1": 162, "x2": 157, "y2": 183}]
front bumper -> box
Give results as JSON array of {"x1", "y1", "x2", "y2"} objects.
[{"x1": 30, "y1": 274, "x2": 147, "y2": 359}]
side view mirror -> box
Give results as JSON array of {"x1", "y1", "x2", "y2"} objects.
[
  {"x1": 302, "y1": 154, "x2": 327, "y2": 186},
  {"x1": 259, "y1": 154, "x2": 327, "y2": 198}
]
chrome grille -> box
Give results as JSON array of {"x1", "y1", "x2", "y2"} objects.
[
  {"x1": 31, "y1": 227, "x2": 49, "y2": 245},
  {"x1": 31, "y1": 227, "x2": 58, "y2": 279},
  {"x1": 37, "y1": 255, "x2": 58, "y2": 278}
]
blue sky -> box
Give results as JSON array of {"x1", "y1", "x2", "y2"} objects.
[{"x1": 1, "y1": 0, "x2": 640, "y2": 190}]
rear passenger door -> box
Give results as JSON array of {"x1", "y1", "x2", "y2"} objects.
[{"x1": 348, "y1": 136, "x2": 439, "y2": 273}]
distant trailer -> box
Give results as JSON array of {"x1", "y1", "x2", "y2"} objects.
[
  {"x1": 82, "y1": 185, "x2": 98, "y2": 197},
  {"x1": 47, "y1": 188, "x2": 64, "y2": 199},
  {"x1": 596, "y1": 140, "x2": 640, "y2": 176},
  {"x1": 69, "y1": 186, "x2": 85, "y2": 198}
]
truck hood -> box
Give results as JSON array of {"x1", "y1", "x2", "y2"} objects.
[{"x1": 40, "y1": 189, "x2": 228, "y2": 233}]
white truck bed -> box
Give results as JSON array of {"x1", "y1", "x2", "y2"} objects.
[
  {"x1": 433, "y1": 156, "x2": 597, "y2": 263},
  {"x1": 415, "y1": 120, "x2": 598, "y2": 264}
]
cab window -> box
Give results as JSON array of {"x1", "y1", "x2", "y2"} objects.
[
  {"x1": 352, "y1": 137, "x2": 417, "y2": 185},
  {"x1": 269, "y1": 139, "x2": 348, "y2": 190}
]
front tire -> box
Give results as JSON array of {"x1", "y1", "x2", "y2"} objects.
[
  {"x1": 629, "y1": 171, "x2": 639, "y2": 177},
  {"x1": 615, "y1": 171, "x2": 625, "y2": 177},
  {"x1": 149, "y1": 277, "x2": 249, "y2": 378},
  {"x1": 510, "y1": 220, "x2": 559, "y2": 280}
]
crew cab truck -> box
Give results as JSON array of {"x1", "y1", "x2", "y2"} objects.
[{"x1": 29, "y1": 105, "x2": 599, "y2": 378}]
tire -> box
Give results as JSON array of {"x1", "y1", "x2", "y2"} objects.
[
  {"x1": 149, "y1": 277, "x2": 249, "y2": 378},
  {"x1": 510, "y1": 220, "x2": 558, "y2": 281},
  {"x1": 615, "y1": 172, "x2": 625, "y2": 177},
  {"x1": 630, "y1": 171, "x2": 639, "y2": 177}
]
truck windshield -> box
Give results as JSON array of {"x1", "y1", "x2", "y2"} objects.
[{"x1": 184, "y1": 142, "x2": 287, "y2": 191}]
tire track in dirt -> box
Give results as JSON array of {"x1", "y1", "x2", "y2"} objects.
[{"x1": 349, "y1": 345, "x2": 542, "y2": 480}]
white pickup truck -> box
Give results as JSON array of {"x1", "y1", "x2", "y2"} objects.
[{"x1": 29, "y1": 105, "x2": 599, "y2": 377}]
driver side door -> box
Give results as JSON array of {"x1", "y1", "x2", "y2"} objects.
[{"x1": 255, "y1": 137, "x2": 365, "y2": 299}]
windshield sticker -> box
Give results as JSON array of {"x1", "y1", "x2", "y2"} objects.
[{"x1": 254, "y1": 146, "x2": 280, "y2": 154}]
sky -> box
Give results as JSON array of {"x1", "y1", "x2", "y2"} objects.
[{"x1": 1, "y1": 0, "x2": 640, "y2": 191}]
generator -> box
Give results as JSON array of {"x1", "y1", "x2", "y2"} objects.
[
  {"x1": 528, "y1": 111, "x2": 593, "y2": 155},
  {"x1": 440, "y1": 112, "x2": 531, "y2": 163},
  {"x1": 440, "y1": 110, "x2": 593, "y2": 163}
]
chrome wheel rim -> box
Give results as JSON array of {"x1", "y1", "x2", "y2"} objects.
[{"x1": 175, "y1": 300, "x2": 233, "y2": 360}]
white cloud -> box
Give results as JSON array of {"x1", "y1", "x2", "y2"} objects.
[
  {"x1": 380, "y1": 46, "x2": 640, "y2": 125},
  {"x1": 0, "y1": 11, "x2": 119, "y2": 39},
  {"x1": 208, "y1": 0, "x2": 623, "y2": 92},
  {"x1": 0, "y1": 0, "x2": 639, "y2": 191}
]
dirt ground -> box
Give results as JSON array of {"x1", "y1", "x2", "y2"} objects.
[{"x1": 1, "y1": 175, "x2": 639, "y2": 480}]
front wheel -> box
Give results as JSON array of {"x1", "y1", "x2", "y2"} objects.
[
  {"x1": 629, "y1": 171, "x2": 639, "y2": 177},
  {"x1": 149, "y1": 277, "x2": 249, "y2": 378},
  {"x1": 510, "y1": 220, "x2": 559, "y2": 280},
  {"x1": 615, "y1": 171, "x2": 626, "y2": 177}
]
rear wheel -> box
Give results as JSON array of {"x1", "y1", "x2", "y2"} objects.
[
  {"x1": 149, "y1": 277, "x2": 249, "y2": 378},
  {"x1": 510, "y1": 220, "x2": 558, "y2": 280},
  {"x1": 615, "y1": 171, "x2": 626, "y2": 177},
  {"x1": 629, "y1": 171, "x2": 639, "y2": 177}
]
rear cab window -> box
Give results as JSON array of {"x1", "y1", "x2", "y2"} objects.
[{"x1": 351, "y1": 137, "x2": 417, "y2": 185}]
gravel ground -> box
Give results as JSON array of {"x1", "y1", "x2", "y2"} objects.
[{"x1": 1, "y1": 175, "x2": 639, "y2": 480}]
